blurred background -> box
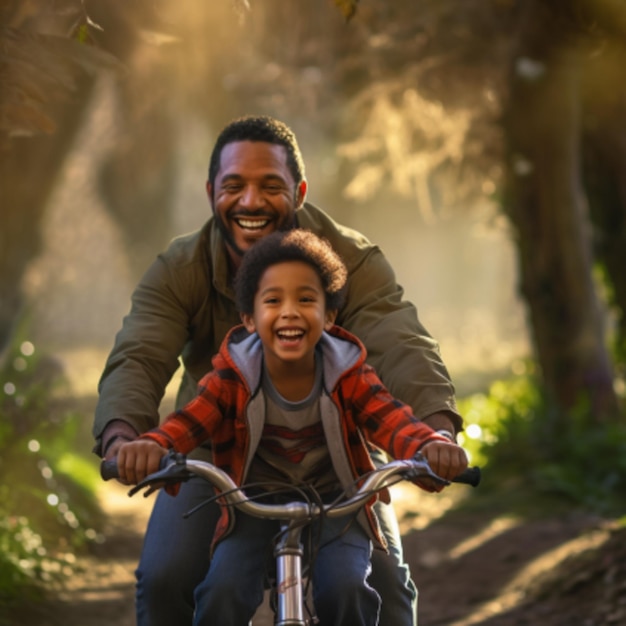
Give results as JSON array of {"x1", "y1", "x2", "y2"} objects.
[
  {"x1": 4, "y1": 0, "x2": 531, "y2": 393},
  {"x1": 2, "y1": 0, "x2": 626, "y2": 621}
]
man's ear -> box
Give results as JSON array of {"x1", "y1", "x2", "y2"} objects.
[
  {"x1": 206, "y1": 181, "x2": 215, "y2": 213},
  {"x1": 324, "y1": 309, "x2": 338, "y2": 330},
  {"x1": 241, "y1": 312, "x2": 256, "y2": 333},
  {"x1": 296, "y1": 180, "x2": 308, "y2": 207}
]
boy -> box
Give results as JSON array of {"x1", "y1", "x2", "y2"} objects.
[{"x1": 117, "y1": 229, "x2": 467, "y2": 626}]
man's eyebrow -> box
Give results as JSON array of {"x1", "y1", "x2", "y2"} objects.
[
  {"x1": 219, "y1": 173, "x2": 289, "y2": 185},
  {"x1": 261, "y1": 174, "x2": 289, "y2": 184},
  {"x1": 219, "y1": 174, "x2": 243, "y2": 184}
]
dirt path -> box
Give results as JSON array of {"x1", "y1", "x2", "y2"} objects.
[
  {"x1": 6, "y1": 481, "x2": 147, "y2": 626},
  {"x1": 7, "y1": 477, "x2": 624, "y2": 626}
]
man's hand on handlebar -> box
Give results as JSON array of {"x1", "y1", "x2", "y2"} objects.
[
  {"x1": 417, "y1": 440, "x2": 469, "y2": 492},
  {"x1": 116, "y1": 439, "x2": 169, "y2": 486}
]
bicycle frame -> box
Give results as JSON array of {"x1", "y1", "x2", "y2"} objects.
[{"x1": 183, "y1": 457, "x2": 439, "y2": 626}]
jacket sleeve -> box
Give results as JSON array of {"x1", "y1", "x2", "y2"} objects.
[
  {"x1": 345, "y1": 364, "x2": 451, "y2": 459},
  {"x1": 92, "y1": 249, "x2": 197, "y2": 455},
  {"x1": 299, "y1": 204, "x2": 462, "y2": 429},
  {"x1": 139, "y1": 370, "x2": 225, "y2": 455}
]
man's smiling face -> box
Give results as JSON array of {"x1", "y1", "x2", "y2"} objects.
[{"x1": 207, "y1": 141, "x2": 307, "y2": 268}]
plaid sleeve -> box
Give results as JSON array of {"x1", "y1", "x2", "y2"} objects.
[
  {"x1": 343, "y1": 364, "x2": 450, "y2": 459},
  {"x1": 139, "y1": 364, "x2": 241, "y2": 455}
]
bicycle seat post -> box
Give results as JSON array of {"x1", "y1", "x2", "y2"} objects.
[{"x1": 274, "y1": 520, "x2": 306, "y2": 626}]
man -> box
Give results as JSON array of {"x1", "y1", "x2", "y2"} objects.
[{"x1": 94, "y1": 115, "x2": 463, "y2": 625}]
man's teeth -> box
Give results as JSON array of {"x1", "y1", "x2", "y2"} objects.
[{"x1": 236, "y1": 218, "x2": 269, "y2": 230}]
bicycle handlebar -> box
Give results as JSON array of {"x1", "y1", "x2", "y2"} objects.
[{"x1": 101, "y1": 452, "x2": 480, "y2": 521}]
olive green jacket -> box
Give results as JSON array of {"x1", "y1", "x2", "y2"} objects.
[{"x1": 93, "y1": 203, "x2": 461, "y2": 457}]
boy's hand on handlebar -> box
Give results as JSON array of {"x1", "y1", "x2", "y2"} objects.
[
  {"x1": 418, "y1": 441, "x2": 469, "y2": 492},
  {"x1": 117, "y1": 440, "x2": 168, "y2": 486}
]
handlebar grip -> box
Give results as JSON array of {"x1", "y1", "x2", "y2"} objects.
[
  {"x1": 100, "y1": 458, "x2": 120, "y2": 481},
  {"x1": 100, "y1": 451, "x2": 187, "y2": 483},
  {"x1": 452, "y1": 466, "x2": 481, "y2": 487}
]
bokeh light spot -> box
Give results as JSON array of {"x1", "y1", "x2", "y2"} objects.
[
  {"x1": 20, "y1": 341, "x2": 35, "y2": 356},
  {"x1": 47, "y1": 494, "x2": 60, "y2": 506},
  {"x1": 13, "y1": 356, "x2": 28, "y2": 371},
  {"x1": 465, "y1": 423, "x2": 483, "y2": 439}
]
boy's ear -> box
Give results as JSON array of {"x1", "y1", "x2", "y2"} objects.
[
  {"x1": 241, "y1": 312, "x2": 256, "y2": 333},
  {"x1": 324, "y1": 309, "x2": 338, "y2": 330}
]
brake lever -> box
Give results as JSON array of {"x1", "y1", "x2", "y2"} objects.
[
  {"x1": 402, "y1": 453, "x2": 450, "y2": 485},
  {"x1": 403, "y1": 453, "x2": 481, "y2": 487},
  {"x1": 128, "y1": 451, "x2": 192, "y2": 497}
]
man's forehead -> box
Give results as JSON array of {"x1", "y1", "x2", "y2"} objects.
[{"x1": 219, "y1": 141, "x2": 288, "y2": 167}]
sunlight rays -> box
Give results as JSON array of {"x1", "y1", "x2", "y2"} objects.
[
  {"x1": 447, "y1": 526, "x2": 612, "y2": 626},
  {"x1": 447, "y1": 516, "x2": 521, "y2": 560}
]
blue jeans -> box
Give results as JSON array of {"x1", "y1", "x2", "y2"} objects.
[
  {"x1": 193, "y1": 508, "x2": 379, "y2": 625},
  {"x1": 136, "y1": 478, "x2": 417, "y2": 625}
]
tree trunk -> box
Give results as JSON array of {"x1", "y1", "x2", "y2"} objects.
[
  {"x1": 0, "y1": 76, "x2": 97, "y2": 353},
  {"x1": 0, "y1": 2, "x2": 175, "y2": 353},
  {"x1": 503, "y1": 2, "x2": 619, "y2": 424},
  {"x1": 581, "y1": 42, "x2": 626, "y2": 362}
]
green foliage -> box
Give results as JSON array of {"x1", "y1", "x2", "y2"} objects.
[
  {"x1": 458, "y1": 364, "x2": 626, "y2": 515},
  {"x1": 0, "y1": 333, "x2": 103, "y2": 607}
]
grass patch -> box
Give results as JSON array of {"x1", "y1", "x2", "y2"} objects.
[
  {"x1": 0, "y1": 331, "x2": 104, "y2": 608},
  {"x1": 457, "y1": 365, "x2": 626, "y2": 517}
]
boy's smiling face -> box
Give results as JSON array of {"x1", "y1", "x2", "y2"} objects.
[{"x1": 241, "y1": 260, "x2": 336, "y2": 374}]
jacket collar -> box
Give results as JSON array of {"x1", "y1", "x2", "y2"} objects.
[
  {"x1": 207, "y1": 218, "x2": 234, "y2": 299},
  {"x1": 317, "y1": 326, "x2": 365, "y2": 390},
  {"x1": 224, "y1": 324, "x2": 366, "y2": 395}
]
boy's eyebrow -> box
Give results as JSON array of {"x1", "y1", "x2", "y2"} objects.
[
  {"x1": 258, "y1": 285, "x2": 282, "y2": 297},
  {"x1": 258, "y1": 284, "x2": 322, "y2": 297},
  {"x1": 299, "y1": 285, "x2": 322, "y2": 293}
]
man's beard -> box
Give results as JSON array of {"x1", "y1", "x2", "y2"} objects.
[
  {"x1": 214, "y1": 212, "x2": 297, "y2": 260},
  {"x1": 215, "y1": 213, "x2": 246, "y2": 258}
]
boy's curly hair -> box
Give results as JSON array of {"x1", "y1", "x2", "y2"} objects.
[{"x1": 235, "y1": 229, "x2": 347, "y2": 315}]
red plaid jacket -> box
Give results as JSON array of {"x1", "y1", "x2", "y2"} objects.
[{"x1": 141, "y1": 324, "x2": 449, "y2": 548}]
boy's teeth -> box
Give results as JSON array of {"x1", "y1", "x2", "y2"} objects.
[{"x1": 278, "y1": 330, "x2": 303, "y2": 338}]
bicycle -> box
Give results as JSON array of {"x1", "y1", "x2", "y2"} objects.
[{"x1": 101, "y1": 451, "x2": 480, "y2": 625}]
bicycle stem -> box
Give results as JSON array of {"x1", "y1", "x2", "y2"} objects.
[{"x1": 275, "y1": 523, "x2": 306, "y2": 625}]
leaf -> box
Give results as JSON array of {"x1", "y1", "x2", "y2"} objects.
[{"x1": 333, "y1": 0, "x2": 359, "y2": 21}]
